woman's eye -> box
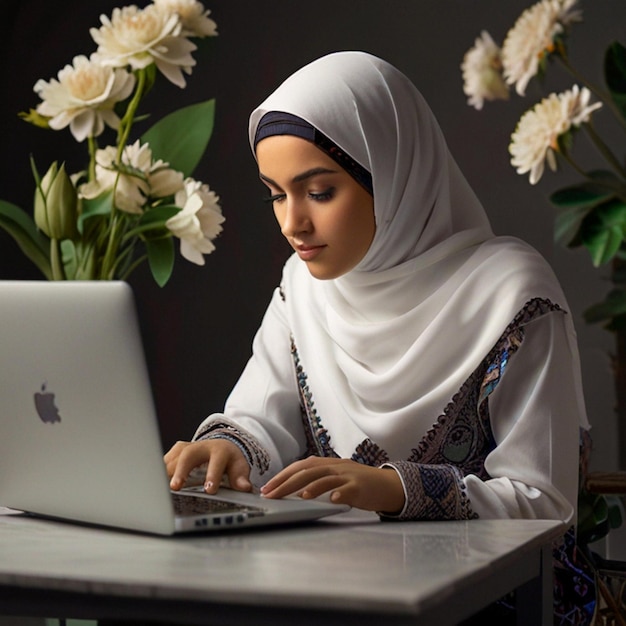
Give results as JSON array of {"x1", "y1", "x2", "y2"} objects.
[
  {"x1": 264, "y1": 193, "x2": 286, "y2": 204},
  {"x1": 309, "y1": 187, "x2": 335, "y2": 202}
]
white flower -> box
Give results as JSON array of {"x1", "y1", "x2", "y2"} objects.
[
  {"x1": 509, "y1": 85, "x2": 602, "y2": 184},
  {"x1": 153, "y1": 0, "x2": 218, "y2": 38},
  {"x1": 166, "y1": 178, "x2": 224, "y2": 265},
  {"x1": 461, "y1": 31, "x2": 509, "y2": 110},
  {"x1": 80, "y1": 140, "x2": 184, "y2": 214},
  {"x1": 90, "y1": 4, "x2": 197, "y2": 88},
  {"x1": 502, "y1": 0, "x2": 582, "y2": 96},
  {"x1": 33, "y1": 55, "x2": 136, "y2": 142}
]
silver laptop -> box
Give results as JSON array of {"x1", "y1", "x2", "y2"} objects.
[{"x1": 0, "y1": 280, "x2": 349, "y2": 535}]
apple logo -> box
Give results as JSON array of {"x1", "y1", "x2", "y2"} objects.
[{"x1": 34, "y1": 383, "x2": 62, "y2": 424}]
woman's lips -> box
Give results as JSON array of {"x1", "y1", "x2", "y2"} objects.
[{"x1": 294, "y1": 243, "x2": 326, "y2": 261}]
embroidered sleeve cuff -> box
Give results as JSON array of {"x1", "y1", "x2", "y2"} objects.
[
  {"x1": 379, "y1": 461, "x2": 477, "y2": 521},
  {"x1": 194, "y1": 419, "x2": 271, "y2": 476}
]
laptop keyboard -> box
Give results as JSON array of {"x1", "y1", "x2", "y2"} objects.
[{"x1": 171, "y1": 492, "x2": 266, "y2": 518}]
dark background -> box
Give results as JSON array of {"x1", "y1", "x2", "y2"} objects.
[{"x1": 1, "y1": 0, "x2": 623, "y2": 474}]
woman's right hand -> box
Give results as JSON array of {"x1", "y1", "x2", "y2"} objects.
[{"x1": 164, "y1": 439, "x2": 252, "y2": 494}]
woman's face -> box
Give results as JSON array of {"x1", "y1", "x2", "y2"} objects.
[{"x1": 256, "y1": 135, "x2": 375, "y2": 280}]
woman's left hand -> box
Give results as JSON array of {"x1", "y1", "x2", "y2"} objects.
[{"x1": 260, "y1": 456, "x2": 405, "y2": 514}]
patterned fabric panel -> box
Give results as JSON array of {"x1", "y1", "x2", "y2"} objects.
[
  {"x1": 383, "y1": 461, "x2": 473, "y2": 520},
  {"x1": 292, "y1": 297, "x2": 563, "y2": 521},
  {"x1": 409, "y1": 298, "x2": 560, "y2": 476}
]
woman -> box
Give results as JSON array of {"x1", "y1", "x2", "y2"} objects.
[{"x1": 166, "y1": 51, "x2": 592, "y2": 623}]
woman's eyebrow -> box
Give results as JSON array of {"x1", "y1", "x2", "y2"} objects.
[{"x1": 259, "y1": 167, "x2": 339, "y2": 187}]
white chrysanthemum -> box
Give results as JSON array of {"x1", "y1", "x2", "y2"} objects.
[
  {"x1": 80, "y1": 140, "x2": 184, "y2": 214},
  {"x1": 90, "y1": 4, "x2": 197, "y2": 88},
  {"x1": 34, "y1": 55, "x2": 136, "y2": 142},
  {"x1": 502, "y1": 0, "x2": 582, "y2": 96},
  {"x1": 509, "y1": 85, "x2": 602, "y2": 184},
  {"x1": 461, "y1": 31, "x2": 509, "y2": 110},
  {"x1": 153, "y1": 0, "x2": 218, "y2": 38},
  {"x1": 166, "y1": 178, "x2": 224, "y2": 265}
]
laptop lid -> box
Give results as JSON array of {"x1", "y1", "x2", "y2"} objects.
[{"x1": 0, "y1": 281, "x2": 348, "y2": 535}]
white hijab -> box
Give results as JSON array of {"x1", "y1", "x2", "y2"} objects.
[{"x1": 248, "y1": 52, "x2": 574, "y2": 460}]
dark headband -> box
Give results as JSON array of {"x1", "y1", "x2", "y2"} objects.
[{"x1": 254, "y1": 111, "x2": 373, "y2": 195}]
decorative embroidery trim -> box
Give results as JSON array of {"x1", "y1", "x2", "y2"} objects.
[
  {"x1": 291, "y1": 335, "x2": 338, "y2": 459},
  {"x1": 195, "y1": 419, "x2": 271, "y2": 475},
  {"x1": 352, "y1": 439, "x2": 389, "y2": 466}
]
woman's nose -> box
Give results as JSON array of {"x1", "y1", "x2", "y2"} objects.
[{"x1": 280, "y1": 199, "x2": 311, "y2": 239}]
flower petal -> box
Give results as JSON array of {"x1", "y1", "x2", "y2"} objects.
[
  {"x1": 502, "y1": 0, "x2": 582, "y2": 96},
  {"x1": 509, "y1": 84, "x2": 601, "y2": 184}
]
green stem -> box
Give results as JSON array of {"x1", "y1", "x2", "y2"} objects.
[
  {"x1": 584, "y1": 123, "x2": 626, "y2": 179},
  {"x1": 123, "y1": 221, "x2": 170, "y2": 241},
  {"x1": 76, "y1": 239, "x2": 96, "y2": 280},
  {"x1": 110, "y1": 239, "x2": 140, "y2": 278},
  {"x1": 119, "y1": 253, "x2": 147, "y2": 281},
  {"x1": 116, "y1": 69, "x2": 147, "y2": 164},
  {"x1": 557, "y1": 55, "x2": 626, "y2": 133},
  {"x1": 50, "y1": 238, "x2": 65, "y2": 281},
  {"x1": 100, "y1": 213, "x2": 123, "y2": 279},
  {"x1": 559, "y1": 149, "x2": 589, "y2": 179},
  {"x1": 559, "y1": 150, "x2": 626, "y2": 202},
  {"x1": 87, "y1": 136, "x2": 98, "y2": 182}
]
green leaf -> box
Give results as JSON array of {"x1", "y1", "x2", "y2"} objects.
[
  {"x1": 583, "y1": 289, "x2": 626, "y2": 324},
  {"x1": 146, "y1": 237, "x2": 175, "y2": 287},
  {"x1": 578, "y1": 491, "x2": 610, "y2": 544},
  {"x1": 599, "y1": 198, "x2": 626, "y2": 228},
  {"x1": 78, "y1": 189, "x2": 115, "y2": 234},
  {"x1": 29, "y1": 156, "x2": 43, "y2": 187},
  {"x1": 605, "y1": 40, "x2": 626, "y2": 121},
  {"x1": 580, "y1": 198, "x2": 626, "y2": 266},
  {"x1": 554, "y1": 205, "x2": 591, "y2": 246},
  {"x1": 550, "y1": 182, "x2": 615, "y2": 210},
  {"x1": 583, "y1": 225, "x2": 624, "y2": 266},
  {"x1": 140, "y1": 99, "x2": 215, "y2": 178},
  {"x1": 0, "y1": 199, "x2": 52, "y2": 279},
  {"x1": 19, "y1": 108, "x2": 51, "y2": 129},
  {"x1": 138, "y1": 204, "x2": 180, "y2": 226},
  {"x1": 60, "y1": 240, "x2": 78, "y2": 280}
]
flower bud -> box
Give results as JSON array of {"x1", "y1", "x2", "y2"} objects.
[{"x1": 34, "y1": 161, "x2": 78, "y2": 239}]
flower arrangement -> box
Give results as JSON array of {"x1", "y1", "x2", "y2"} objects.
[
  {"x1": 461, "y1": 0, "x2": 626, "y2": 547},
  {"x1": 461, "y1": 0, "x2": 626, "y2": 326},
  {"x1": 0, "y1": 0, "x2": 223, "y2": 287}
]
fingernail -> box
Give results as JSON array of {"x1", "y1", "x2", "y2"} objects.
[{"x1": 204, "y1": 480, "x2": 213, "y2": 492}]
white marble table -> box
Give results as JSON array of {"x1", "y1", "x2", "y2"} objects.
[{"x1": 0, "y1": 507, "x2": 564, "y2": 625}]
